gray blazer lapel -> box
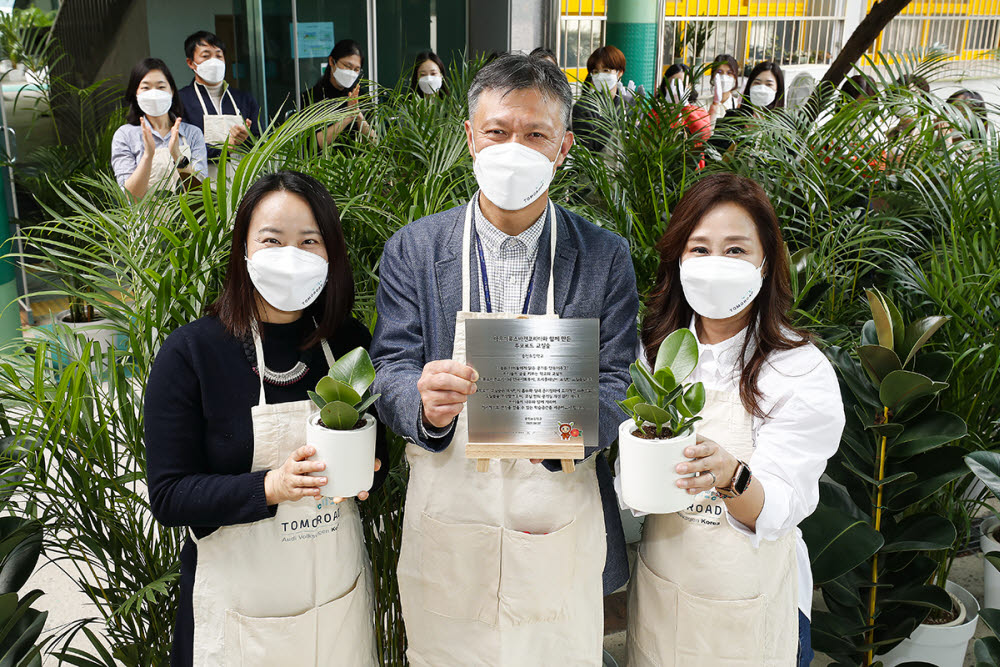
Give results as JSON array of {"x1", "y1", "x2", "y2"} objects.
[
  {"x1": 528, "y1": 203, "x2": 578, "y2": 315},
  {"x1": 435, "y1": 203, "x2": 478, "y2": 321}
]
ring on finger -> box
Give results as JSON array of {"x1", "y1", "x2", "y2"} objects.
[{"x1": 707, "y1": 470, "x2": 717, "y2": 487}]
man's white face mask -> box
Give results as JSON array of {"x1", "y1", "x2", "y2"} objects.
[{"x1": 471, "y1": 129, "x2": 564, "y2": 211}]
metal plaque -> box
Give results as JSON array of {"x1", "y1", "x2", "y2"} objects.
[{"x1": 465, "y1": 318, "x2": 600, "y2": 456}]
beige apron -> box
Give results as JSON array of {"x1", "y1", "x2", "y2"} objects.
[
  {"x1": 147, "y1": 140, "x2": 191, "y2": 193},
  {"x1": 195, "y1": 82, "x2": 243, "y2": 182},
  {"x1": 396, "y1": 199, "x2": 608, "y2": 666},
  {"x1": 626, "y1": 387, "x2": 798, "y2": 667},
  {"x1": 189, "y1": 327, "x2": 377, "y2": 667}
]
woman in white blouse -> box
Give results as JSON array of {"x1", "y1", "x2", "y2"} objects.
[{"x1": 623, "y1": 172, "x2": 844, "y2": 667}]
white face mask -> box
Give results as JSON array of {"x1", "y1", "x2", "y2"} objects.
[
  {"x1": 591, "y1": 71, "x2": 619, "y2": 93},
  {"x1": 716, "y1": 74, "x2": 736, "y2": 92},
  {"x1": 196, "y1": 57, "x2": 226, "y2": 85},
  {"x1": 679, "y1": 256, "x2": 765, "y2": 320},
  {"x1": 749, "y1": 84, "x2": 777, "y2": 108},
  {"x1": 333, "y1": 67, "x2": 359, "y2": 89},
  {"x1": 472, "y1": 133, "x2": 562, "y2": 211},
  {"x1": 246, "y1": 246, "x2": 329, "y2": 312},
  {"x1": 136, "y1": 89, "x2": 173, "y2": 118},
  {"x1": 418, "y1": 75, "x2": 443, "y2": 95},
  {"x1": 668, "y1": 79, "x2": 687, "y2": 103}
]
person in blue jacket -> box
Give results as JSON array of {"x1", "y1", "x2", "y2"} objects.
[{"x1": 178, "y1": 30, "x2": 261, "y2": 179}]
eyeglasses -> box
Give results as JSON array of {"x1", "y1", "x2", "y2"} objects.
[{"x1": 335, "y1": 60, "x2": 362, "y2": 73}]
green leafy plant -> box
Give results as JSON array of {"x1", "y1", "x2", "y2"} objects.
[
  {"x1": 964, "y1": 452, "x2": 1000, "y2": 665},
  {"x1": 617, "y1": 329, "x2": 705, "y2": 439},
  {"x1": 802, "y1": 288, "x2": 968, "y2": 665},
  {"x1": 308, "y1": 348, "x2": 381, "y2": 430}
]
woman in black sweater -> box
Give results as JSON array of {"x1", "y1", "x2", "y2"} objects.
[
  {"x1": 301, "y1": 39, "x2": 377, "y2": 147},
  {"x1": 145, "y1": 170, "x2": 385, "y2": 666}
]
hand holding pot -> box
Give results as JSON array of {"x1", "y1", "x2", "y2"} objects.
[
  {"x1": 675, "y1": 434, "x2": 738, "y2": 494},
  {"x1": 264, "y1": 445, "x2": 327, "y2": 504}
]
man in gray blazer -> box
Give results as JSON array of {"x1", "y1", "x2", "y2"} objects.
[{"x1": 371, "y1": 53, "x2": 639, "y2": 665}]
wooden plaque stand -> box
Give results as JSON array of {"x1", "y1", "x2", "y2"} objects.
[{"x1": 467, "y1": 443, "x2": 583, "y2": 473}]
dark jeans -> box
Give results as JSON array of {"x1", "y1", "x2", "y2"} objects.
[{"x1": 798, "y1": 610, "x2": 814, "y2": 667}]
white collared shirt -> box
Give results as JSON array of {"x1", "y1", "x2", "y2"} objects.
[
  {"x1": 687, "y1": 318, "x2": 844, "y2": 618},
  {"x1": 472, "y1": 195, "x2": 546, "y2": 314}
]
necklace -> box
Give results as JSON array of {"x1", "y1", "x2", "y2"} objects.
[{"x1": 240, "y1": 332, "x2": 310, "y2": 386}]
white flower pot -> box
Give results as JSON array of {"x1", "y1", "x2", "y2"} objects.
[
  {"x1": 617, "y1": 419, "x2": 697, "y2": 514},
  {"x1": 306, "y1": 412, "x2": 376, "y2": 498},
  {"x1": 879, "y1": 580, "x2": 980, "y2": 667},
  {"x1": 981, "y1": 515, "x2": 1000, "y2": 610},
  {"x1": 54, "y1": 310, "x2": 117, "y2": 353}
]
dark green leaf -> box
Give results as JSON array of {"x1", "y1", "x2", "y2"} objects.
[
  {"x1": 327, "y1": 347, "x2": 376, "y2": 398},
  {"x1": 890, "y1": 411, "x2": 966, "y2": 458},
  {"x1": 867, "y1": 289, "x2": 895, "y2": 351},
  {"x1": 315, "y1": 376, "x2": 361, "y2": 407},
  {"x1": 881, "y1": 514, "x2": 956, "y2": 552},
  {"x1": 879, "y1": 370, "x2": 945, "y2": 412},
  {"x1": 967, "y1": 451, "x2": 1000, "y2": 501},
  {"x1": 858, "y1": 345, "x2": 902, "y2": 387},
  {"x1": 900, "y1": 316, "x2": 949, "y2": 368},
  {"x1": 319, "y1": 401, "x2": 360, "y2": 430},
  {"x1": 801, "y1": 505, "x2": 883, "y2": 584}
]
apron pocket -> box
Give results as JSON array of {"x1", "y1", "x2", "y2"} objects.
[
  {"x1": 629, "y1": 551, "x2": 679, "y2": 663},
  {"x1": 419, "y1": 512, "x2": 501, "y2": 626},
  {"x1": 224, "y1": 607, "x2": 317, "y2": 667},
  {"x1": 499, "y1": 518, "x2": 577, "y2": 625},
  {"x1": 316, "y1": 570, "x2": 377, "y2": 666},
  {"x1": 674, "y1": 585, "x2": 766, "y2": 665}
]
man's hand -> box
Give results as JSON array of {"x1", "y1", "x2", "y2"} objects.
[
  {"x1": 229, "y1": 120, "x2": 250, "y2": 145},
  {"x1": 418, "y1": 360, "x2": 478, "y2": 429}
]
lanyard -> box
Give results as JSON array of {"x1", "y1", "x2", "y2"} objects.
[{"x1": 474, "y1": 224, "x2": 534, "y2": 315}]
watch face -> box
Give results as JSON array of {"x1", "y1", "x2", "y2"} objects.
[{"x1": 734, "y1": 464, "x2": 752, "y2": 494}]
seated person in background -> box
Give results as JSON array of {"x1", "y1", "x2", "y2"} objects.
[
  {"x1": 708, "y1": 54, "x2": 741, "y2": 125},
  {"x1": 936, "y1": 89, "x2": 988, "y2": 155},
  {"x1": 301, "y1": 39, "x2": 377, "y2": 147},
  {"x1": 658, "y1": 63, "x2": 712, "y2": 147},
  {"x1": 409, "y1": 50, "x2": 448, "y2": 99},
  {"x1": 529, "y1": 47, "x2": 558, "y2": 67},
  {"x1": 571, "y1": 44, "x2": 637, "y2": 154},
  {"x1": 711, "y1": 60, "x2": 784, "y2": 152},
  {"x1": 886, "y1": 73, "x2": 931, "y2": 141},
  {"x1": 178, "y1": 30, "x2": 260, "y2": 180},
  {"x1": 111, "y1": 57, "x2": 207, "y2": 200}
]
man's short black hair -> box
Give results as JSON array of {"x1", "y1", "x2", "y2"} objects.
[
  {"x1": 185, "y1": 31, "x2": 226, "y2": 60},
  {"x1": 468, "y1": 52, "x2": 573, "y2": 130}
]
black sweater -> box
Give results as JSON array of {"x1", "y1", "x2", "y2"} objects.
[{"x1": 144, "y1": 315, "x2": 387, "y2": 666}]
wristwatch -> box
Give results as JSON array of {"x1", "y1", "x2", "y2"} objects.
[
  {"x1": 175, "y1": 156, "x2": 191, "y2": 170},
  {"x1": 716, "y1": 459, "x2": 752, "y2": 499}
]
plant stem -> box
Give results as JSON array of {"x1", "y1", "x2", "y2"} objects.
[{"x1": 866, "y1": 406, "x2": 889, "y2": 666}]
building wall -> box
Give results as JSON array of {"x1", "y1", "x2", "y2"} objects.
[{"x1": 146, "y1": 0, "x2": 235, "y2": 88}]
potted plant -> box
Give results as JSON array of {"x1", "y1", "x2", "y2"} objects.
[
  {"x1": 801, "y1": 289, "x2": 970, "y2": 666},
  {"x1": 306, "y1": 347, "x2": 381, "y2": 499},
  {"x1": 616, "y1": 328, "x2": 706, "y2": 514}
]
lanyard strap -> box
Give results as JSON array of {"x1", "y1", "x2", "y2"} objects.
[{"x1": 474, "y1": 226, "x2": 534, "y2": 315}]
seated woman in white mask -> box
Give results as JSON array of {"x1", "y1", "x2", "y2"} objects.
[
  {"x1": 408, "y1": 50, "x2": 448, "y2": 99},
  {"x1": 622, "y1": 173, "x2": 844, "y2": 667},
  {"x1": 111, "y1": 58, "x2": 208, "y2": 200},
  {"x1": 144, "y1": 171, "x2": 385, "y2": 666},
  {"x1": 710, "y1": 60, "x2": 785, "y2": 153}
]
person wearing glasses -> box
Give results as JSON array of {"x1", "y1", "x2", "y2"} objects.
[{"x1": 301, "y1": 39, "x2": 377, "y2": 147}]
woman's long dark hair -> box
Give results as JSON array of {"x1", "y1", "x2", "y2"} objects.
[
  {"x1": 207, "y1": 171, "x2": 355, "y2": 348},
  {"x1": 742, "y1": 60, "x2": 785, "y2": 111},
  {"x1": 318, "y1": 39, "x2": 364, "y2": 89},
  {"x1": 641, "y1": 173, "x2": 809, "y2": 417},
  {"x1": 409, "y1": 50, "x2": 449, "y2": 98},
  {"x1": 125, "y1": 58, "x2": 184, "y2": 126},
  {"x1": 659, "y1": 63, "x2": 698, "y2": 103}
]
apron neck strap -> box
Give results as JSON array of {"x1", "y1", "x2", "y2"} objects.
[
  {"x1": 250, "y1": 319, "x2": 335, "y2": 406},
  {"x1": 196, "y1": 81, "x2": 242, "y2": 116},
  {"x1": 461, "y1": 194, "x2": 557, "y2": 315}
]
